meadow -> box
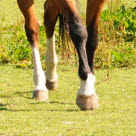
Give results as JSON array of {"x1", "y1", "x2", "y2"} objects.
[
  {"x1": 0, "y1": 0, "x2": 136, "y2": 135},
  {"x1": 0, "y1": 65, "x2": 136, "y2": 135}
]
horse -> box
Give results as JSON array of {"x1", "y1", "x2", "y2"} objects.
[{"x1": 17, "y1": 0, "x2": 106, "y2": 110}]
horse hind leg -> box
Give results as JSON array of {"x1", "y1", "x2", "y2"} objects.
[
  {"x1": 17, "y1": 0, "x2": 48, "y2": 101},
  {"x1": 55, "y1": 0, "x2": 99, "y2": 110},
  {"x1": 44, "y1": 0, "x2": 59, "y2": 90}
]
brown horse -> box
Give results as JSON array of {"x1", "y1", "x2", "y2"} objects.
[{"x1": 17, "y1": 0, "x2": 106, "y2": 110}]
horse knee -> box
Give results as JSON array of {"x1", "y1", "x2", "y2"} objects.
[
  {"x1": 68, "y1": 18, "x2": 90, "y2": 80},
  {"x1": 68, "y1": 18, "x2": 88, "y2": 48},
  {"x1": 25, "y1": 20, "x2": 40, "y2": 45}
]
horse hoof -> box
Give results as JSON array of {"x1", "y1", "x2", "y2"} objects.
[
  {"x1": 32, "y1": 90, "x2": 48, "y2": 101},
  {"x1": 76, "y1": 94, "x2": 99, "y2": 110},
  {"x1": 46, "y1": 80, "x2": 58, "y2": 90}
]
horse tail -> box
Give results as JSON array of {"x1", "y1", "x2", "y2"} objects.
[
  {"x1": 58, "y1": 12, "x2": 68, "y2": 47},
  {"x1": 58, "y1": 0, "x2": 80, "y2": 60},
  {"x1": 58, "y1": 12, "x2": 71, "y2": 58},
  {"x1": 58, "y1": 0, "x2": 80, "y2": 47}
]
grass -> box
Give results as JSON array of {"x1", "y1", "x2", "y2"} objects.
[
  {"x1": 0, "y1": 65, "x2": 136, "y2": 136},
  {"x1": 0, "y1": 0, "x2": 135, "y2": 25},
  {"x1": 0, "y1": 0, "x2": 44, "y2": 24}
]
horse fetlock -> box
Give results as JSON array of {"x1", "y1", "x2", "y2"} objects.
[
  {"x1": 33, "y1": 90, "x2": 48, "y2": 101},
  {"x1": 76, "y1": 94, "x2": 99, "y2": 110}
]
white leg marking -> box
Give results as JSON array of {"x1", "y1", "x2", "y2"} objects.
[
  {"x1": 32, "y1": 47, "x2": 48, "y2": 92},
  {"x1": 45, "y1": 35, "x2": 58, "y2": 82},
  {"x1": 78, "y1": 73, "x2": 96, "y2": 96}
]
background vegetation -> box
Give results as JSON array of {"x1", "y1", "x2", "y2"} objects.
[{"x1": 0, "y1": 0, "x2": 135, "y2": 69}]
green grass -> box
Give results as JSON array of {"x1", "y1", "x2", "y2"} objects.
[
  {"x1": 0, "y1": 65, "x2": 136, "y2": 135},
  {"x1": 0, "y1": 0, "x2": 44, "y2": 24},
  {"x1": 0, "y1": 0, "x2": 135, "y2": 24}
]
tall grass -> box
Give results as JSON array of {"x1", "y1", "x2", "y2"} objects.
[{"x1": 0, "y1": 0, "x2": 135, "y2": 69}]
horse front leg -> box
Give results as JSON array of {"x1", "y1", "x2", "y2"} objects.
[
  {"x1": 56, "y1": 0, "x2": 99, "y2": 110},
  {"x1": 86, "y1": 0, "x2": 106, "y2": 73},
  {"x1": 44, "y1": 0, "x2": 59, "y2": 90},
  {"x1": 78, "y1": 0, "x2": 106, "y2": 109},
  {"x1": 17, "y1": 0, "x2": 48, "y2": 101}
]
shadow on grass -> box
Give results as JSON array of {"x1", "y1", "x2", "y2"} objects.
[
  {"x1": 0, "y1": 107, "x2": 9, "y2": 111},
  {"x1": 14, "y1": 90, "x2": 33, "y2": 99},
  {"x1": 0, "y1": 94, "x2": 78, "y2": 112},
  {"x1": 0, "y1": 91, "x2": 32, "y2": 99},
  {"x1": 0, "y1": 101, "x2": 78, "y2": 112},
  {"x1": 50, "y1": 101, "x2": 74, "y2": 105},
  {"x1": 13, "y1": 91, "x2": 75, "y2": 107},
  {"x1": 47, "y1": 109, "x2": 79, "y2": 112},
  {"x1": 0, "y1": 108, "x2": 79, "y2": 112},
  {"x1": 0, "y1": 103, "x2": 9, "y2": 111}
]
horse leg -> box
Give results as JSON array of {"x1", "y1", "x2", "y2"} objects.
[
  {"x1": 44, "y1": 0, "x2": 59, "y2": 90},
  {"x1": 17, "y1": 0, "x2": 48, "y2": 101},
  {"x1": 55, "y1": 0, "x2": 99, "y2": 110},
  {"x1": 86, "y1": 0, "x2": 106, "y2": 73}
]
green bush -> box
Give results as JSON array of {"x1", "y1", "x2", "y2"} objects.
[
  {"x1": 100, "y1": 5, "x2": 136, "y2": 42},
  {"x1": 95, "y1": 5, "x2": 136, "y2": 68},
  {"x1": 0, "y1": 5, "x2": 135, "y2": 69}
]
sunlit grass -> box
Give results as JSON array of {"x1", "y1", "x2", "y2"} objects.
[
  {"x1": 0, "y1": 65, "x2": 136, "y2": 135},
  {"x1": 0, "y1": 0, "x2": 135, "y2": 25}
]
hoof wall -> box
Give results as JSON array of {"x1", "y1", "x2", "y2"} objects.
[
  {"x1": 76, "y1": 94, "x2": 99, "y2": 110},
  {"x1": 33, "y1": 90, "x2": 48, "y2": 101},
  {"x1": 46, "y1": 80, "x2": 58, "y2": 90}
]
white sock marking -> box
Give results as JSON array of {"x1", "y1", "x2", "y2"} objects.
[
  {"x1": 33, "y1": 47, "x2": 48, "y2": 92},
  {"x1": 77, "y1": 73, "x2": 96, "y2": 96},
  {"x1": 45, "y1": 35, "x2": 58, "y2": 82}
]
